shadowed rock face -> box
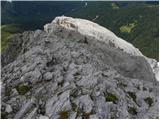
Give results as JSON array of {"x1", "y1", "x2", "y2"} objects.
[{"x1": 1, "y1": 16, "x2": 159, "y2": 119}]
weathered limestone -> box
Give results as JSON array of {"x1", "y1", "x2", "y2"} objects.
[{"x1": 1, "y1": 16, "x2": 158, "y2": 119}]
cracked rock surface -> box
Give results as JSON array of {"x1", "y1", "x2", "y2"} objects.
[{"x1": 1, "y1": 16, "x2": 159, "y2": 119}]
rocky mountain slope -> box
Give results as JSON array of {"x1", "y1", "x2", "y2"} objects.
[{"x1": 1, "y1": 16, "x2": 159, "y2": 119}]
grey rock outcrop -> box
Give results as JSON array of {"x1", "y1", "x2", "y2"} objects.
[{"x1": 1, "y1": 16, "x2": 159, "y2": 119}]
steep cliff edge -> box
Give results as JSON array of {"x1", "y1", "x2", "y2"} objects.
[
  {"x1": 1, "y1": 16, "x2": 159, "y2": 119},
  {"x1": 44, "y1": 16, "x2": 158, "y2": 80}
]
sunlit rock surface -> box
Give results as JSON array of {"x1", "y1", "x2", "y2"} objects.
[
  {"x1": 1, "y1": 16, "x2": 159, "y2": 119},
  {"x1": 44, "y1": 16, "x2": 158, "y2": 80}
]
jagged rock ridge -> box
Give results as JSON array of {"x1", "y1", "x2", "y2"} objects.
[{"x1": 1, "y1": 16, "x2": 159, "y2": 119}]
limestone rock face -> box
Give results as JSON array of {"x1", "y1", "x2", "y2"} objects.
[{"x1": 1, "y1": 16, "x2": 159, "y2": 119}]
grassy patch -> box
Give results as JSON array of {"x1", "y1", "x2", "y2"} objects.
[
  {"x1": 144, "y1": 97, "x2": 153, "y2": 107},
  {"x1": 1, "y1": 24, "x2": 22, "y2": 52},
  {"x1": 82, "y1": 112, "x2": 91, "y2": 119},
  {"x1": 1, "y1": 112, "x2": 8, "y2": 119},
  {"x1": 120, "y1": 23, "x2": 136, "y2": 33},
  {"x1": 71, "y1": 102, "x2": 77, "y2": 112},
  {"x1": 1, "y1": 24, "x2": 22, "y2": 33},
  {"x1": 58, "y1": 111, "x2": 69, "y2": 119},
  {"x1": 105, "y1": 92, "x2": 118, "y2": 104},
  {"x1": 75, "y1": 107, "x2": 93, "y2": 119},
  {"x1": 111, "y1": 3, "x2": 119, "y2": 9},
  {"x1": 16, "y1": 84, "x2": 31, "y2": 95},
  {"x1": 1, "y1": 28, "x2": 12, "y2": 52},
  {"x1": 127, "y1": 92, "x2": 136, "y2": 103}
]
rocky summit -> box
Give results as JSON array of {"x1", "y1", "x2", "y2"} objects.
[{"x1": 1, "y1": 16, "x2": 159, "y2": 119}]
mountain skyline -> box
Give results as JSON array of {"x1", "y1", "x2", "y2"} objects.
[{"x1": 1, "y1": 1, "x2": 158, "y2": 60}]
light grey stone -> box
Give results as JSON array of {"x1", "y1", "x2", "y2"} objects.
[
  {"x1": 1, "y1": 16, "x2": 158, "y2": 119},
  {"x1": 20, "y1": 68, "x2": 41, "y2": 84},
  {"x1": 14, "y1": 98, "x2": 35, "y2": 119},
  {"x1": 46, "y1": 90, "x2": 71, "y2": 118},
  {"x1": 5, "y1": 104, "x2": 12, "y2": 113},
  {"x1": 39, "y1": 115, "x2": 49, "y2": 119},
  {"x1": 26, "y1": 107, "x2": 38, "y2": 119},
  {"x1": 77, "y1": 95, "x2": 94, "y2": 113},
  {"x1": 43, "y1": 72, "x2": 53, "y2": 81},
  {"x1": 69, "y1": 112, "x2": 77, "y2": 119}
]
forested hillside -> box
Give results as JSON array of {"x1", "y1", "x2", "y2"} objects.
[
  {"x1": 1, "y1": 1, "x2": 159, "y2": 60},
  {"x1": 70, "y1": 2, "x2": 159, "y2": 60}
]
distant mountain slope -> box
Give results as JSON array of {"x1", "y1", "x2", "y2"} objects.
[
  {"x1": 69, "y1": 2, "x2": 159, "y2": 60},
  {"x1": 1, "y1": 1, "x2": 159, "y2": 60},
  {"x1": 1, "y1": 1, "x2": 84, "y2": 52},
  {"x1": 1, "y1": 1, "x2": 84, "y2": 29}
]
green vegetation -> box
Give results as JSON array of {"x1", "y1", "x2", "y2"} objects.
[
  {"x1": 1, "y1": 25, "x2": 12, "y2": 52},
  {"x1": 144, "y1": 97, "x2": 153, "y2": 107},
  {"x1": 1, "y1": 24, "x2": 22, "y2": 52},
  {"x1": 71, "y1": 102, "x2": 77, "y2": 112},
  {"x1": 58, "y1": 111, "x2": 69, "y2": 119},
  {"x1": 1, "y1": 2, "x2": 158, "y2": 60},
  {"x1": 1, "y1": 24, "x2": 22, "y2": 33},
  {"x1": 16, "y1": 84, "x2": 31, "y2": 95},
  {"x1": 127, "y1": 92, "x2": 136, "y2": 103},
  {"x1": 105, "y1": 92, "x2": 118, "y2": 104},
  {"x1": 70, "y1": 89, "x2": 78, "y2": 98},
  {"x1": 111, "y1": 3, "x2": 119, "y2": 9},
  {"x1": 128, "y1": 107, "x2": 137, "y2": 115},
  {"x1": 120, "y1": 22, "x2": 136, "y2": 33},
  {"x1": 1, "y1": 112, "x2": 8, "y2": 119},
  {"x1": 70, "y1": 2, "x2": 159, "y2": 60},
  {"x1": 82, "y1": 112, "x2": 91, "y2": 119}
]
